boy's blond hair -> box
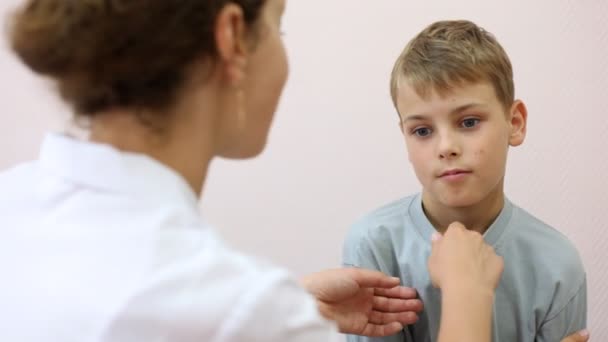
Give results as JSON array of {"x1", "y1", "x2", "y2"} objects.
[{"x1": 390, "y1": 20, "x2": 514, "y2": 116}]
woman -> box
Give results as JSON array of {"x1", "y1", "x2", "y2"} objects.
[{"x1": 1, "y1": 0, "x2": 588, "y2": 341}]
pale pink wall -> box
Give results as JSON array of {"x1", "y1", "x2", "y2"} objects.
[
  {"x1": 1, "y1": 0, "x2": 606, "y2": 338},
  {"x1": 0, "y1": 0, "x2": 69, "y2": 168}
]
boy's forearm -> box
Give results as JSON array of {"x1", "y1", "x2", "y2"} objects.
[{"x1": 438, "y1": 283, "x2": 495, "y2": 342}]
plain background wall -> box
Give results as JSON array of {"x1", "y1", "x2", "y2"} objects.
[{"x1": 1, "y1": 0, "x2": 606, "y2": 339}]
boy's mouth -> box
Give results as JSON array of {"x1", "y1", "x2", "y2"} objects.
[{"x1": 438, "y1": 169, "x2": 472, "y2": 178}]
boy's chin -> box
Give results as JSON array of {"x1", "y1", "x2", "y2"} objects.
[{"x1": 436, "y1": 193, "x2": 485, "y2": 209}]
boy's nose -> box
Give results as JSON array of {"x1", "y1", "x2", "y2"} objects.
[
  {"x1": 439, "y1": 150, "x2": 459, "y2": 159},
  {"x1": 437, "y1": 133, "x2": 461, "y2": 159}
]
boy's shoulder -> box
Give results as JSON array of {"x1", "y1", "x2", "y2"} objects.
[
  {"x1": 508, "y1": 202, "x2": 581, "y2": 257},
  {"x1": 352, "y1": 194, "x2": 417, "y2": 226},
  {"x1": 506, "y1": 201, "x2": 585, "y2": 285},
  {"x1": 345, "y1": 194, "x2": 418, "y2": 244},
  {"x1": 343, "y1": 194, "x2": 419, "y2": 270}
]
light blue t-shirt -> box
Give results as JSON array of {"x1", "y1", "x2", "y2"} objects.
[{"x1": 343, "y1": 193, "x2": 586, "y2": 342}]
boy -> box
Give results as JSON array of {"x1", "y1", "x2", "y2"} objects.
[{"x1": 343, "y1": 20, "x2": 586, "y2": 342}]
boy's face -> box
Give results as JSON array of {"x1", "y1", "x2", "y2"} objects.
[{"x1": 397, "y1": 81, "x2": 527, "y2": 208}]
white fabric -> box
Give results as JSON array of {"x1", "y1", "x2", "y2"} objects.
[{"x1": 0, "y1": 133, "x2": 337, "y2": 342}]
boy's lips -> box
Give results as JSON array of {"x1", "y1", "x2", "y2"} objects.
[{"x1": 438, "y1": 169, "x2": 472, "y2": 178}]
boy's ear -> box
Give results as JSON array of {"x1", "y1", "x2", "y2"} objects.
[{"x1": 508, "y1": 100, "x2": 527, "y2": 147}]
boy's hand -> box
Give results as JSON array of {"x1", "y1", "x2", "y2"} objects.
[
  {"x1": 428, "y1": 223, "x2": 588, "y2": 342},
  {"x1": 561, "y1": 330, "x2": 590, "y2": 342},
  {"x1": 300, "y1": 268, "x2": 423, "y2": 337},
  {"x1": 428, "y1": 222, "x2": 504, "y2": 294}
]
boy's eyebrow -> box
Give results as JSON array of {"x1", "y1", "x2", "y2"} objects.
[
  {"x1": 402, "y1": 103, "x2": 485, "y2": 122},
  {"x1": 450, "y1": 103, "x2": 485, "y2": 114},
  {"x1": 401, "y1": 114, "x2": 427, "y2": 123}
]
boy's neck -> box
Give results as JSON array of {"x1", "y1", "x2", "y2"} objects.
[{"x1": 421, "y1": 189, "x2": 505, "y2": 235}]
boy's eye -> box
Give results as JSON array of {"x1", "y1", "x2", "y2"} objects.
[
  {"x1": 461, "y1": 118, "x2": 480, "y2": 128},
  {"x1": 413, "y1": 127, "x2": 432, "y2": 137}
]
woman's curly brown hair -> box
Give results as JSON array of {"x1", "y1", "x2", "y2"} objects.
[{"x1": 9, "y1": 0, "x2": 266, "y2": 115}]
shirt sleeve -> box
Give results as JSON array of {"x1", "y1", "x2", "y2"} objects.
[
  {"x1": 213, "y1": 270, "x2": 338, "y2": 342},
  {"x1": 343, "y1": 222, "x2": 407, "y2": 342},
  {"x1": 101, "y1": 264, "x2": 338, "y2": 342},
  {"x1": 536, "y1": 275, "x2": 587, "y2": 342},
  {"x1": 346, "y1": 331, "x2": 408, "y2": 342},
  {"x1": 342, "y1": 220, "x2": 397, "y2": 274}
]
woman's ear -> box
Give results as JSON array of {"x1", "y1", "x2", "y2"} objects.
[{"x1": 214, "y1": 4, "x2": 248, "y2": 85}]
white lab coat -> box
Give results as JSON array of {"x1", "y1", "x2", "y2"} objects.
[{"x1": 0, "y1": 133, "x2": 337, "y2": 342}]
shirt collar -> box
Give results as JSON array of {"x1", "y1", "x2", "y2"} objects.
[
  {"x1": 408, "y1": 192, "x2": 513, "y2": 246},
  {"x1": 39, "y1": 133, "x2": 200, "y2": 211}
]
